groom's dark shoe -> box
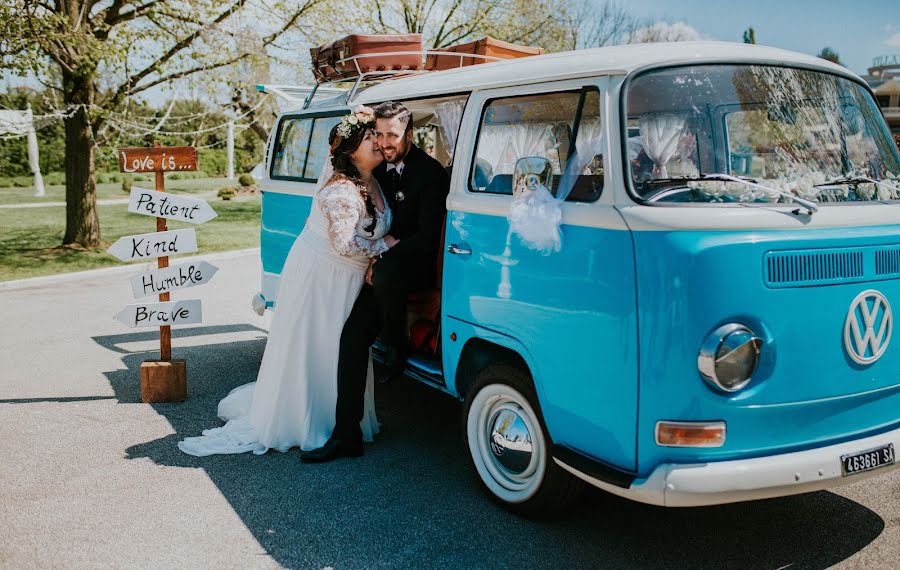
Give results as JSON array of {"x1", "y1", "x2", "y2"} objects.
[{"x1": 300, "y1": 437, "x2": 363, "y2": 463}]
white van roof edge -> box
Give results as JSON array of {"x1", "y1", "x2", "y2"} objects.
[{"x1": 273, "y1": 42, "x2": 863, "y2": 113}]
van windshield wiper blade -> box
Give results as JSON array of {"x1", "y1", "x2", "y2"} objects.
[
  {"x1": 648, "y1": 173, "x2": 818, "y2": 215},
  {"x1": 815, "y1": 175, "x2": 900, "y2": 197}
]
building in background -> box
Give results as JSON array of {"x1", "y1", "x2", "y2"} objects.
[{"x1": 862, "y1": 55, "x2": 900, "y2": 148}]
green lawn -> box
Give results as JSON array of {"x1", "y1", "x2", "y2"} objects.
[
  {"x1": 0, "y1": 186, "x2": 260, "y2": 282},
  {"x1": 0, "y1": 176, "x2": 229, "y2": 205}
]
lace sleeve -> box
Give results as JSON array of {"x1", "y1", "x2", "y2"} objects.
[{"x1": 319, "y1": 182, "x2": 389, "y2": 257}]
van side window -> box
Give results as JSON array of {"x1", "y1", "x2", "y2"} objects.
[
  {"x1": 470, "y1": 88, "x2": 604, "y2": 201},
  {"x1": 271, "y1": 118, "x2": 312, "y2": 179},
  {"x1": 304, "y1": 116, "x2": 343, "y2": 179}
]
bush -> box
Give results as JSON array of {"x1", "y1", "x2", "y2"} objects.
[
  {"x1": 122, "y1": 175, "x2": 133, "y2": 193},
  {"x1": 169, "y1": 171, "x2": 206, "y2": 180},
  {"x1": 217, "y1": 187, "x2": 236, "y2": 200},
  {"x1": 238, "y1": 173, "x2": 255, "y2": 187},
  {"x1": 199, "y1": 148, "x2": 227, "y2": 177},
  {"x1": 44, "y1": 172, "x2": 65, "y2": 185}
]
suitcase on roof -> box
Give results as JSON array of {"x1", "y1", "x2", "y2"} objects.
[
  {"x1": 426, "y1": 37, "x2": 544, "y2": 71},
  {"x1": 310, "y1": 34, "x2": 423, "y2": 82}
]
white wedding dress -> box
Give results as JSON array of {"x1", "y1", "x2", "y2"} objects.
[{"x1": 178, "y1": 179, "x2": 391, "y2": 456}]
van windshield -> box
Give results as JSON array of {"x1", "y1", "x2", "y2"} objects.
[{"x1": 624, "y1": 64, "x2": 900, "y2": 205}]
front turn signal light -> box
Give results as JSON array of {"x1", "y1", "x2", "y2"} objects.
[{"x1": 655, "y1": 421, "x2": 726, "y2": 447}]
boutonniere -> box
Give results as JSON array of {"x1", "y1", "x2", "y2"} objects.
[{"x1": 394, "y1": 191, "x2": 405, "y2": 202}]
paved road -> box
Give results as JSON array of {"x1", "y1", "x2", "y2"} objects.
[
  {"x1": 1, "y1": 251, "x2": 898, "y2": 569},
  {"x1": 0, "y1": 198, "x2": 130, "y2": 209}
]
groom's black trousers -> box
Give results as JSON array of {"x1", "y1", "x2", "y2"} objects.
[
  {"x1": 333, "y1": 284, "x2": 380, "y2": 443},
  {"x1": 332, "y1": 254, "x2": 436, "y2": 443}
]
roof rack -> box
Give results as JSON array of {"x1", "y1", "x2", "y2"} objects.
[
  {"x1": 255, "y1": 84, "x2": 347, "y2": 108},
  {"x1": 305, "y1": 50, "x2": 504, "y2": 110}
]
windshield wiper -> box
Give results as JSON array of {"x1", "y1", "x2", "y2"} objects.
[
  {"x1": 815, "y1": 176, "x2": 900, "y2": 198},
  {"x1": 646, "y1": 173, "x2": 818, "y2": 215}
]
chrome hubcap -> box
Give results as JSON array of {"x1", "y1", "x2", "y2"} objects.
[
  {"x1": 488, "y1": 407, "x2": 533, "y2": 475},
  {"x1": 467, "y1": 383, "x2": 548, "y2": 503}
]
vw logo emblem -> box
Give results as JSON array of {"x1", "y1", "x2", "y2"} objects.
[
  {"x1": 844, "y1": 289, "x2": 893, "y2": 365},
  {"x1": 490, "y1": 433, "x2": 505, "y2": 456}
]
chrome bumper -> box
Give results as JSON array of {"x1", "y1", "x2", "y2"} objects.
[{"x1": 555, "y1": 425, "x2": 900, "y2": 507}]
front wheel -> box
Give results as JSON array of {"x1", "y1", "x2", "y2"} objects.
[{"x1": 463, "y1": 364, "x2": 583, "y2": 515}]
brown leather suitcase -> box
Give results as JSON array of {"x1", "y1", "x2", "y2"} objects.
[
  {"x1": 309, "y1": 44, "x2": 338, "y2": 83},
  {"x1": 311, "y1": 34, "x2": 423, "y2": 82},
  {"x1": 426, "y1": 37, "x2": 544, "y2": 71}
]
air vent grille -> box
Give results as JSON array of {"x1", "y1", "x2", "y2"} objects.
[
  {"x1": 875, "y1": 247, "x2": 900, "y2": 277},
  {"x1": 765, "y1": 249, "x2": 865, "y2": 287}
]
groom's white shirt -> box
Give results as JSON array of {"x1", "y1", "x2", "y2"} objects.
[{"x1": 385, "y1": 161, "x2": 405, "y2": 175}]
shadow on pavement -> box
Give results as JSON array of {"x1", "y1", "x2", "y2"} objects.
[{"x1": 99, "y1": 328, "x2": 884, "y2": 569}]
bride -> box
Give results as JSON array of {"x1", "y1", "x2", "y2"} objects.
[{"x1": 178, "y1": 105, "x2": 395, "y2": 457}]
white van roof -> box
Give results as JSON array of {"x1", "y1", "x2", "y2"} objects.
[{"x1": 295, "y1": 41, "x2": 860, "y2": 112}]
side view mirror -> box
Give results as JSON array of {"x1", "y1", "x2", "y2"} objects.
[{"x1": 513, "y1": 157, "x2": 552, "y2": 196}]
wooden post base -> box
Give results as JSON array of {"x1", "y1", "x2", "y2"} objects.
[{"x1": 140, "y1": 359, "x2": 187, "y2": 403}]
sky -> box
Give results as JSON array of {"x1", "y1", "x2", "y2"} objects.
[
  {"x1": 3, "y1": 0, "x2": 898, "y2": 106},
  {"x1": 626, "y1": 0, "x2": 900, "y2": 76}
]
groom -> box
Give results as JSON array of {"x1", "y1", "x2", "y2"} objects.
[{"x1": 301, "y1": 101, "x2": 450, "y2": 462}]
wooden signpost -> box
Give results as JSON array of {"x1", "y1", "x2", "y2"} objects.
[
  {"x1": 107, "y1": 228, "x2": 198, "y2": 262},
  {"x1": 114, "y1": 300, "x2": 204, "y2": 328},
  {"x1": 128, "y1": 187, "x2": 218, "y2": 225},
  {"x1": 129, "y1": 261, "x2": 219, "y2": 298},
  {"x1": 111, "y1": 143, "x2": 215, "y2": 403}
]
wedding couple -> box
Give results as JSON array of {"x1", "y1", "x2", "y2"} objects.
[{"x1": 178, "y1": 101, "x2": 449, "y2": 462}]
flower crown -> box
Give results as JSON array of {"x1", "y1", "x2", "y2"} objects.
[{"x1": 336, "y1": 105, "x2": 376, "y2": 139}]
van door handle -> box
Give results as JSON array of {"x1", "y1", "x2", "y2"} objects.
[{"x1": 448, "y1": 244, "x2": 472, "y2": 255}]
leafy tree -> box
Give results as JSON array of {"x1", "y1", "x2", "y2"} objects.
[
  {"x1": 0, "y1": 0, "x2": 331, "y2": 248},
  {"x1": 629, "y1": 21, "x2": 701, "y2": 43},
  {"x1": 817, "y1": 47, "x2": 843, "y2": 66},
  {"x1": 743, "y1": 27, "x2": 756, "y2": 44},
  {"x1": 368, "y1": 0, "x2": 636, "y2": 53}
]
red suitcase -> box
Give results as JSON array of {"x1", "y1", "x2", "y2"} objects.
[
  {"x1": 311, "y1": 34, "x2": 423, "y2": 82},
  {"x1": 426, "y1": 37, "x2": 544, "y2": 71}
]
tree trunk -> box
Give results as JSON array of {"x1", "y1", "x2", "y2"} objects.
[{"x1": 62, "y1": 71, "x2": 100, "y2": 248}]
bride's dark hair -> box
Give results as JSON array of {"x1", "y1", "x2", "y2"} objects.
[{"x1": 327, "y1": 124, "x2": 377, "y2": 233}]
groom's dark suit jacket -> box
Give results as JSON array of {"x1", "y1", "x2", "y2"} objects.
[
  {"x1": 331, "y1": 144, "x2": 449, "y2": 444},
  {"x1": 374, "y1": 143, "x2": 449, "y2": 284}
]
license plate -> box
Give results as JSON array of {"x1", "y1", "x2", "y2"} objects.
[{"x1": 841, "y1": 443, "x2": 895, "y2": 476}]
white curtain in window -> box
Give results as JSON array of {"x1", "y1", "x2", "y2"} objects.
[
  {"x1": 556, "y1": 118, "x2": 604, "y2": 202},
  {"x1": 639, "y1": 113, "x2": 687, "y2": 177},
  {"x1": 475, "y1": 125, "x2": 510, "y2": 173},
  {"x1": 478, "y1": 123, "x2": 557, "y2": 174},
  {"x1": 505, "y1": 123, "x2": 559, "y2": 172},
  {"x1": 434, "y1": 99, "x2": 466, "y2": 163}
]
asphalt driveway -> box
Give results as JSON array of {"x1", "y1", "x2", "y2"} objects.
[{"x1": 1, "y1": 250, "x2": 898, "y2": 568}]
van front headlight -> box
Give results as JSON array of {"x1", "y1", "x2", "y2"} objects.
[{"x1": 698, "y1": 324, "x2": 763, "y2": 393}]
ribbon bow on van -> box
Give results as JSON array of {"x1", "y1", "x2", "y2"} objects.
[{"x1": 507, "y1": 124, "x2": 605, "y2": 255}]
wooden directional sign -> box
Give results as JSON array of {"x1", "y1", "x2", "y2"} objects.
[
  {"x1": 107, "y1": 228, "x2": 198, "y2": 262},
  {"x1": 128, "y1": 187, "x2": 217, "y2": 225},
  {"x1": 114, "y1": 299, "x2": 202, "y2": 328},
  {"x1": 119, "y1": 146, "x2": 197, "y2": 173},
  {"x1": 130, "y1": 261, "x2": 219, "y2": 299}
]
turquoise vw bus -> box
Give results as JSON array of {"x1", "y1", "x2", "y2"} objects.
[{"x1": 255, "y1": 42, "x2": 900, "y2": 514}]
